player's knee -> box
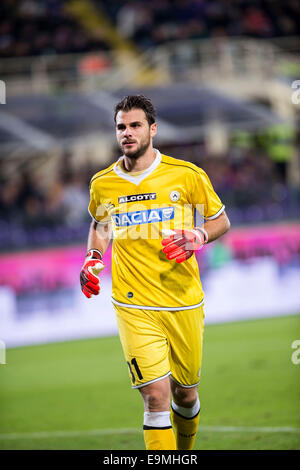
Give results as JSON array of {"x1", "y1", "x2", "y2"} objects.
[
  {"x1": 139, "y1": 382, "x2": 170, "y2": 411},
  {"x1": 146, "y1": 393, "x2": 165, "y2": 411},
  {"x1": 141, "y1": 389, "x2": 169, "y2": 411},
  {"x1": 172, "y1": 384, "x2": 198, "y2": 408}
]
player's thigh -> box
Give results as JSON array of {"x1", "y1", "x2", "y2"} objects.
[
  {"x1": 114, "y1": 305, "x2": 171, "y2": 389},
  {"x1": 163, "y1": 305, "x2": 205, "y2": 387}
]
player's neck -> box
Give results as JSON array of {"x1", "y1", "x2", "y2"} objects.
[{"x1": 122, "y1": 148, "x2": 157, "y2": 173}]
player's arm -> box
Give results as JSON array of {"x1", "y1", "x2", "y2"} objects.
[
  {"x1": 162, "y1": 211, "x2": 230, "y2": 264},
  {"x1": 80, "y1": 220, "x2": 112, "y2": 298},
  {"x1": 203, "y1": 210, "x2": 230, "y2": 243},
  {"x1": 87, "y1": 220, "x2": 112, "y2": 255}
]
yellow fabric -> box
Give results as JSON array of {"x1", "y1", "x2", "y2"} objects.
[
  {"x1": 171, "y1": 408, "x2": 200, "y2": 450},
  {"x1": 143, "y1": 428, "x2": 176, "y2": 450},
  {"x1": 89, "y1": 152, "x2": 224, "y2": 309},
  {"x1": 114, "y1": 304, "x2": 205, "y2": 388}
]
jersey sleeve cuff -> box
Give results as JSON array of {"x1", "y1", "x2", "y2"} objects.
[
  {"x1": 205, "y1": 205, "x2": 225, "y2": 220},
  {"x1": 88, "y1": 209, "x2": 110, "y2": 225}
]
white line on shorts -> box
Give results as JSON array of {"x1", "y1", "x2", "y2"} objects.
[{"x1": 0, "y1": 425, "x2": 299, "y2": 440}]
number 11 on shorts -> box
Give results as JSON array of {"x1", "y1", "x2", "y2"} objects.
[{"x1": 127, "y1": 358, "x2": 143, "y2": 383}]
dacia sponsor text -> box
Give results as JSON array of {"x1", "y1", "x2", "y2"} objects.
[{"x1": 112, "y1": 207, "x2": 174, "y2": 227}]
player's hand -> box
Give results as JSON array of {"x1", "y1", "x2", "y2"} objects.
[
  {"x1": 161, "y1": 228, "x2": 208, "y2": 263},
  {"x1": 80, "y1": 249, "x2": 105, "y2": 298}
]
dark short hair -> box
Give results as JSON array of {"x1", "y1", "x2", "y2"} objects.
[{"x1": 114, "y1": 95, "x2": 156, "y2": 126}]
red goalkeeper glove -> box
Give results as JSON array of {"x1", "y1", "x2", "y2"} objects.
[
  {"x1": 162, "y1": 227, "x2": 208, "y2": 263},
  {"x1": 80, "y1": 249, "x2": 105, "y2": 298}
]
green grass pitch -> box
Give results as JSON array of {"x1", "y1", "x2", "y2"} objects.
[{"x1": 0, "y1": 314, "x2": 299, "y2": 450}]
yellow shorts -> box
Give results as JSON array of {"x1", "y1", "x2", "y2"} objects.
[{"x1": 113, "y1": 304, "x2": 205, "y2": 389}]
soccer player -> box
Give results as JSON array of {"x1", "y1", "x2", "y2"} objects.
[{"x1": 80, "y1": 95, "x2": 230, "y2": 450}]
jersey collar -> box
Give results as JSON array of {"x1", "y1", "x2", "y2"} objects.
[{"x1": 113, "y1": 149, "x2": 162, "y2": 186}]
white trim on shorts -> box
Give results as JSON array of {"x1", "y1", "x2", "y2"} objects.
[
  {"x1": 170, "y1": 375, "x2": 200, "y2": 388},
  {"x1": 111, "y1": 298, "x2": 204, "y2": 311},
  {"x1": 132, "y1": 371, "x2": 172, "y2": 389}
]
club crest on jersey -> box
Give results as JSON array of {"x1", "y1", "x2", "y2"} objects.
[
  {"x1": 112, "y1": 207, "x2": 175, "y2": 227},
  {"x1": 169, "y1": 190, "x2": 180, "y2": 202},
  {"x1": 118, "y1": 193, "x2": 157, "y2": 204}
]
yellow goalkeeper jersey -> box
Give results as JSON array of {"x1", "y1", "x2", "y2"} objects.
[{"x1": 88, "y1": 150, "x2": 224, "y2": 310}]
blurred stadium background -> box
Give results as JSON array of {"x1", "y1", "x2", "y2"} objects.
[{"x1": 0, "y1": 0, "x2": 300, "y2": 450}]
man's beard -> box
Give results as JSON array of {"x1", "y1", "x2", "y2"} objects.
[{"x1": 120, "y1": 135, "x2": 151, "y2": 160}]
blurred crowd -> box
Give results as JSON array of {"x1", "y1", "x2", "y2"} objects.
[
  {"x1": 0, "y1": 156, "x2": 96, "y2": 250},
  {"x1": 0, "y1": 0, "x2": 110, "y2": 58},
  {"x1": 0, "y1": 0, "x2": 299, "y2": 251},
  {"x1": 0, "y1": 159, "x2": 92, "y2": 229},
  {"x1": 0, "y1": 145, "x2": 299, "y2": 251},
  {"x1": 1, "y1": 0, "x2": 299, "y2": 58},
  {"x1": 161, "y1": 142, "x2": 299, "y2": 222},
  {"x1": 101, "y1": 0, "x2": 300, "y2": 49}
]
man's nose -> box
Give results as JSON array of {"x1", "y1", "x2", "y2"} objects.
[{"x1": 123, "y1": 127, "x2": 132, "y2": 137}]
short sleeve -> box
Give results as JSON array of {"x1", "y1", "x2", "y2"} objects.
[
  {"x1": 189, "y1": 167, "x2": 225, "y2": 220},
  {"x1": 88, "y1": 184, "x2": 110, "y2": 224}
]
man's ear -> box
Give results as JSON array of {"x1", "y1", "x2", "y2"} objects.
[{"x1": 150, "y1": 122, "x2": 157, "y2": 138}]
